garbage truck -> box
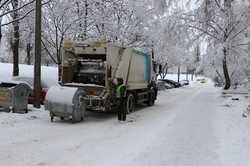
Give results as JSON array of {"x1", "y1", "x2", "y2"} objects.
[{"x1": 45, "y1": 40, "x2": 158, "y2": 122}]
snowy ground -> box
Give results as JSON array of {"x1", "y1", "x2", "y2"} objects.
[{"x1": 1, "y1": 78, "x2": 250, "y2": 166}]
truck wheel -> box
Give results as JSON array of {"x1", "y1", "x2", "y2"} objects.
[
  {"x1": 50, "y1": 112, "x2": 54, "y2": 122},
  {"x1": 147, "y1": 90, "x2": 155, "y2": 106},
  {"x1": 50, "y1": 116, "x2": 54, "y2": 122},
  {"x1": 125, "y1": 93, "x2": 135, "y2": 114},
  {"x1": 72, "y1": 109, "x2": 81, "y2": 123}
]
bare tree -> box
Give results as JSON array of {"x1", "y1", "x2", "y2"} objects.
[{"x1": 11, "y1": 0, "x2": 20, "y2": 76}]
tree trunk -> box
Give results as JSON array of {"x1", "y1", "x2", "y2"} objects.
[
  {"x1": 223, "y1": 47, "x2": 231, "y2": 90},
  {"x1": 58, "y1": 63, "x2": 62, "y2": 82},
  {"x1": 12, "y1": 34, "x2": 19, "y2": 76},
  {"x1": 26, "y1": 43, "x2": 32, "y2": 65},
  {"x1": 84, "y1": 0, "x2": 88, "y2": 40},
  {"x1": 0, "y1": 18, "x2": 2, "y2": 43},
  {"x1": 177, "y1": 66, "x2": 181, "y2": 83},
  {"x1": 164, "y1": 66, "x2": 168, "y2": 79},
  {"x1": 76, "y1": 1, "x2": 83, "y2": 39},
  {"x1": 12, "y1": 0, "x2": 19, "y2": 76}
]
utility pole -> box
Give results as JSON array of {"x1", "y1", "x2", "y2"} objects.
[{"x1": 33, "y1": 0, "x2": 42, "y2": 108}]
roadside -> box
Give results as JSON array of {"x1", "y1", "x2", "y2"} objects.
[{"x1": 0, "y1": 81, "x2": 250, "y2": 166}]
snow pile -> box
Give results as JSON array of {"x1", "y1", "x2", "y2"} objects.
[
  {"x1": 159, "y1": 74, "x2": 194, "y2": 82},
  {"x1": 0, "y1": 63, "x2": 58, "y2": 87}
]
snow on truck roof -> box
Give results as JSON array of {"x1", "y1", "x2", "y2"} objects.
[
  {"x1": 63, "y1": 40, "x2": 150, "y2": 52},
  {"x1": 63, "y1": 40, "x2": 108, "y2": 49}
]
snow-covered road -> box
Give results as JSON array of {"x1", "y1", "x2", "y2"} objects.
[{"x1": 1, "y1": 81, "x2": 250, "y2": 166}]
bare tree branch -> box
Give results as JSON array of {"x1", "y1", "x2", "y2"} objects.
[{"x1": 1, "y1": 0, "x2": 52, "y2": 27}]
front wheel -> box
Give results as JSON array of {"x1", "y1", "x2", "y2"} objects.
[{"x1": 147, "y1": 90, "x2": 155, "y2": 106}]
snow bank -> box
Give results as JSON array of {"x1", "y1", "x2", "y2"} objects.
[
  {"x1": 0, "y1": 63, "x2": 58, "y2": 87},
  {"x1": 158, "y1": 74, "x2": 194, "y2": 81}
]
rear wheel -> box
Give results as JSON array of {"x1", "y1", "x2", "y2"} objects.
[
  {"x1": 50, "y1": 112, "x2": 54, "y2": 122},
  {"x1": 125, "y1": 93, "x2": 135, "y2": 114},
  {"x1": 50, "y1": 116, "x2": 54, "y2": 122}
]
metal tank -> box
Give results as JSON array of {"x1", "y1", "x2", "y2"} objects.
[
  {"x1": 45, "y1": 86, "x2": 86, "y2": 123},
  {"x1": 0, "y1": 81, "x2": 31, "y2": 113}
]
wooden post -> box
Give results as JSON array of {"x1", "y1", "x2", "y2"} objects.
[{"x1": 33, "y1": 0, "x2": 42, "y2": 108}]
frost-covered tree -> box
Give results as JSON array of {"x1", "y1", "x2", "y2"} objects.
[
  {"x1": 135, "y1": 2, "x2": 193, "y2": 79},
  {"x1": 41, "y1": 0, "x2": 90, "y2": 65},
  {"x1": 153, "y1": 16, "x2": 192, "y2": 78},
  {"x1": 183, "y1": 0, "x2": 250, "y2": 89},
  {"x1": 40, "y1": 0, "x2": 162, "y2": 64},
  {"x1": 0, "y1": 0, "x2": 50, "y2": 74}
]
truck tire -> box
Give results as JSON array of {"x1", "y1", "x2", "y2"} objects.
[
  {"x1": 147, "y1": 89, "x2": 155, "y2": 106},
  {"x1": 50, "y1": 112, "x2": 54, "y2": 122},
  {"x1": 125, "y1": 93, "x2": 135, "y2": 114},
  {"x1": 50, "y1": 116, "x2": 54, "y2": 122},
  {"x1": 72, "y1": 109, "x2": 81, "y2": 123}
]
